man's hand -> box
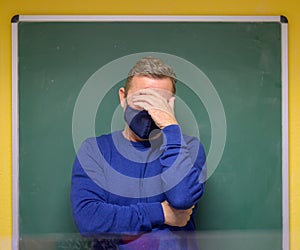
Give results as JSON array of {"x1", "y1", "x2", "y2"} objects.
[
  {"x1": 161, "y1": 201, "x2": 194, "y2": 227},
  {"x1": 131, "y1": 89, "x2": 178, "y2": 129}
]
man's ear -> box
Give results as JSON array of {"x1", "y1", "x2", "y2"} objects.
[{"x1": 119, "y1": 87, "x2": 126, "y2": 109}]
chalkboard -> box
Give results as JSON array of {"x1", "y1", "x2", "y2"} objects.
[{"x1": 12, "y1": 15, "x2": 289, "y2": 250}]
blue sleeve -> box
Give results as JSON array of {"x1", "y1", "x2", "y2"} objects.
[
  {"x1": 160, "y1": 125, "x2": 206, "y2": 209},
  {"x1": 70, "y1": 138, "x2": 164, "y2": 237}
]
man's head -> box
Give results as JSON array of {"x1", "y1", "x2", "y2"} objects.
[
  {"x1": 123, "y1": 57, "x2": 176, "y2": 98},
  {"x1": 119, "y1": 57, "x2": 178, "y2": 141}
]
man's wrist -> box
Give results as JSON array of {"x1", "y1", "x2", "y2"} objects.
[
  {"x1": 160, "y1": 120, "x2": 178, "y2": 129},
  {"x1": 162, "y1": 124, "x2": 185, "y2": 146},
  {"x1": 142, "y1": 202, "x2": 165, "y2": 226}
]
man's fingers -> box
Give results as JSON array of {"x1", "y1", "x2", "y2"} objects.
[
  {"x1": 133, "y1": 95, "x2": 174, "y2": 113},
  {"x1": 133, "y1": 97, "x2": 174, "y2": 116},
  {"x1": 132, "y1": 89, "x2": 174, "y2": 108},
  {"x1": 132, "y1": 94, "x2": 160, "y2": 107},
  {"x1": 132, "y1": 101, "x2": 152, "y2": 111}
]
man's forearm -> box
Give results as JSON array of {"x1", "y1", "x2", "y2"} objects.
[{"x1": 160, "y1": 125, "x2": 205, "y2": 209}]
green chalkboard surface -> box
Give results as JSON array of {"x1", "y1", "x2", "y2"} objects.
[{"x1": 13, "y1": 16, "x2": 288, "y2": 250}]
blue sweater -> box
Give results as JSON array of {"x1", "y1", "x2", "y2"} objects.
[{"x1": 70, "y1": 125, "x2": 206, "y2": 249}]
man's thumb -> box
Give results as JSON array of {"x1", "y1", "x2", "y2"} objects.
[{"x1": 168, "y1": 96, "x2": 175, "y2": 110}]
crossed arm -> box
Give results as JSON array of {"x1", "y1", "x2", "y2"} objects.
[{"x1": 70, "y1": 126, "x2": 206, "y2": 236}]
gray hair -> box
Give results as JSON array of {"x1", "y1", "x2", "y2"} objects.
[{"x1": 124, "y1": 57, "x2": 176, "y2": 96}]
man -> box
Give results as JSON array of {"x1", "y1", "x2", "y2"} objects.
[{"x1": 71, "y1": 57, "x2": 206, "y2": 249}]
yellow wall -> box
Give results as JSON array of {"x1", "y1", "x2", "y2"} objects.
[{"x1": 0, "y1": 0, "x2": 299, "y2": 249}]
